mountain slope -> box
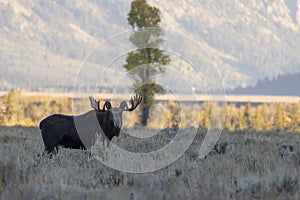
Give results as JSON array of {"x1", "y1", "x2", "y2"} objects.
[
  {"x1": 156, "y1": 0, "x2": 300, "y2": 78},
  {"x1": 0, "y1": 0, "x2": 300, "y2": 93}
]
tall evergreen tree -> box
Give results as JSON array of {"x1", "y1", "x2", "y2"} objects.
[{"x1": 124, "y1": 0, "x2": 170, "y2": 126}]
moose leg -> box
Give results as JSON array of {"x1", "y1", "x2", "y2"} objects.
[
  {"x1": 42, "y1": 147, "x2": 55, "y2": 156},
  {"x1": 41, "y1": 124, "x2": 63, "y2": 156},
  {"x1": 42, "y1": 142, "x2": 60, "y2": 157}
]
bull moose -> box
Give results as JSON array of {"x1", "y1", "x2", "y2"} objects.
[{"x1": 39, "y1": 94, "x2": 142, "y2": 155}]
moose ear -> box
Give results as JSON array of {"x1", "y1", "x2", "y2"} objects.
[{"x1": 119, "y1": 101, "x2": 128, "y2": 110}]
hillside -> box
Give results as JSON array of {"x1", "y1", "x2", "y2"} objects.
[
  {"x1": 0, "y1": 0, "x2": 300, "y2": 92},
  {"x1": 231, "y1": 72, "x2": 300, "y2": 96}
]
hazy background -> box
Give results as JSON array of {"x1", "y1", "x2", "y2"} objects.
[{"x1": 0, "y1": 0, "x2": 300, "y2": 95}]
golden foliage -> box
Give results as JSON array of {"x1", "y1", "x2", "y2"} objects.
[{"x1": 0, "y1": 89, "x2": 299, "y2": 131}]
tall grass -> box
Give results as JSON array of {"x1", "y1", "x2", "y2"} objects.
[{"x1": 0, "y1": 126, "x2": 300, "y2": 199}]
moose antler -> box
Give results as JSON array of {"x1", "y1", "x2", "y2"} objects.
[
  {"x1": 121, "y1": 93, "x2": 143, "y2": 111},
  {"x1": 89, "y1": 96, "x2": 111, "y2": 111},
  {"x1": 104, "y1": 101, "x2": 112, "y2": 110}
]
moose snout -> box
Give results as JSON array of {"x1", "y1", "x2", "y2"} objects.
[
  {"x1": 114, "y1": 126, "x2": 121, "y2": 137},
  {"x1": 113, "y1": 120, "x2": 121, "y2": 137}
]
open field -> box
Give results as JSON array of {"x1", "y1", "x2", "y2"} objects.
[{"x1": 0, "y1": 126, "x2": 300, "y2": 199}]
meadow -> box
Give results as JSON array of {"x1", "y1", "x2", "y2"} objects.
[{"x1": 0, "y1": 126, "x2": 300, "y2": 199}]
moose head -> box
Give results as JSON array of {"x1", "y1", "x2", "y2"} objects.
[{"x1": 88, "y1": 94, "x2": 143, "y2": 140}]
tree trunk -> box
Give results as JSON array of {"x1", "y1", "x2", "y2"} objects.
[
  {"x1": 141, "y1": 87, "x2": 148, "y2": 126},
  {"x1": 141, "y1": 106, "x2": 149, "y2": 126}
]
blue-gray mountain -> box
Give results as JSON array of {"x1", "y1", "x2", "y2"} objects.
[{"x1": 230, "y1": 72, "x2": 300, "y2": 96}]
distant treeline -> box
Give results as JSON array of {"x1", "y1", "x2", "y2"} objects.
[
  {"x1": 0, "y1": 89, "x2": 299, "y2": 131},
  {"x1": 0, "y1": 89, "x2": 73, "y2": 126},
  {"x1": 231, "y1": 72, "x2": 300, "y2": 96}
]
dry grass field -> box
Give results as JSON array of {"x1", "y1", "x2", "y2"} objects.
[{"x1": 0, "y1": 126, "x2": 300, "y2": 199}]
